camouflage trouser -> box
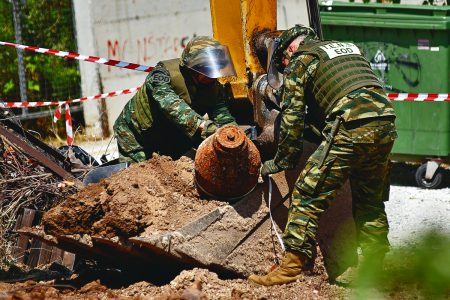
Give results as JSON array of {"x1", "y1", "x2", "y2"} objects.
[{"x1": 282, "y1": 120, "x2": 397, "y2": 260}]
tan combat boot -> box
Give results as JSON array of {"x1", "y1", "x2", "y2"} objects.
[{"x1": 248, "y1": 250, "x2": 310, "y2": 286}]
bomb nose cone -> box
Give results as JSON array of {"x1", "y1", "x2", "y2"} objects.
[
  {"x1": 194, "y1": 125, "x2": 262, "y2": 201},
  {"x1": 215, "y1": 125, "x2": 246, "y2": 152}
]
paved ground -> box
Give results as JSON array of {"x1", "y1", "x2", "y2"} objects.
[
  {"x1": 387, "y1": 163, "x2": 450, "y2": 248},
  {"x1": 387, "y1": 185, "x2": 450, "y2": 247}
]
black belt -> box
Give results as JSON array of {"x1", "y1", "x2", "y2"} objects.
[{"x1": 343, "y1": 116, "x2": 395, "y2": 130}]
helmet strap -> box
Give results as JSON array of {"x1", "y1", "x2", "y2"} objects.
[{"x1": 282, "y1": 48, "x2": 294, "y2": 64}]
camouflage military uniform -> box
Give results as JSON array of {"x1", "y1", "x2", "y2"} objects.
[
  {"x1": 273, "y1": 39, "x2": 397, "y2": 261},
  {"x1": 114, "y1": 39, "x2": 237, "y2": 163}
]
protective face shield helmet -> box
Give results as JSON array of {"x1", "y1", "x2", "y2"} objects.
[
  {"x1": 266, "y1": 25, "x2": 319, "y2": 89},
  {"x1": 181, "y1": 36, "x2": 237, "y2": 79}
]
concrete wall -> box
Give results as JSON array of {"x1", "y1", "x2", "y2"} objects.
[
  {"x1": 73, "y1": 0, "x2": 312, "y2": 135},
  {"x1": 73, "y1": 0, "x2": 209, "y2": 135},
  {"x1": 73, "y1": 0, "x2": 103, "y2": 136}
]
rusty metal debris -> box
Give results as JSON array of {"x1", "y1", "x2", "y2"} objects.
[{"x1": 0, "y1": 116, "x2": 81, "y2": 186}]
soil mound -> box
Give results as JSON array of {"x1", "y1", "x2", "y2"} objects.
[
  {"x1": 0, "y1": 265, "x2": 348, "y2": 300},
  {"x1": 42, "y1": 154, "x2": 226, "y2": 239}
]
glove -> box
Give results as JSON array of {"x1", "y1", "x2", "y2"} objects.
[
  {"x1": 260, "y1": 159, "x2": 282, "y2": 177},
  {"x1": 200, "y1": 120, "x2": 218, "y2": 139},
  {"x1": 244, "y1": 126, "x2": 257, "y2": 142}
]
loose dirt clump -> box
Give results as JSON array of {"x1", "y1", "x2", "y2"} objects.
[
  {"x1": 42, "y1": 154, "x2": 226, "y2": 239},
  {"x1": 0, "y1": 265, "x2": 348, "y2": 300}
]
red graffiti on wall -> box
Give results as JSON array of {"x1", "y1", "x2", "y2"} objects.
[
  {"x1": 106, "y1": 35, "x2": 191, "y2": 72},
  {"x1": 107, "y1": 40, "x2": 128, "y2": 72}
]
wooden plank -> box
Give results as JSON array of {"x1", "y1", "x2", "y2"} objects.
[
  {"x1": 0, "y1": 124, "x2": 82, "y2": 188},
  {"x1": 13, "y1": 209, "x2": 36, "y2": 263},
  {"x1": 26, "y1": 239, "x2": 42, "y2": 268},
  {"x1": 12, "y1": 212, "x2": 25, "y2": 262},
  {"x1": 13, "y1": 211, "x2": 77, "y2": 270},
  {"x1": 50, "y1": 247, "x2": 64, "y2": 264},
  {"x1": 13, "y1": 211, "x2": 24, "y2": 231},
  {"x1": 37, "y1": 242, "x2": 53, "y2": 267},
  {"x1": 62, "y1": 252, "x2": 76, "y2": 270}
]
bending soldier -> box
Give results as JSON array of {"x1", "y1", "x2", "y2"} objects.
[
  {"x1": 249, "y1": 25, "x2": 397, "y2": 286},
  {"x1": 114, "y1": 36, "x2": 237, "y2": 163}
]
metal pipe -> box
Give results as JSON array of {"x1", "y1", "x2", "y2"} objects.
[
  {"x1": 11, "y1": 0, "x2": 28, "y2": 116},
  {"x1": 252, "y1": 30, "x2": 281, "y2": 70},
  {"x1": 307, "y1": 0, "x2": 323, "y2": 39}
]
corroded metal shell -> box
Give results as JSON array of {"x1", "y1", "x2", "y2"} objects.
[{"x1": 194, "y1": 125, "x2": 262, "y2": 200}]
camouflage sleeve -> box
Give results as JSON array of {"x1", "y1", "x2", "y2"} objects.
[
  {"x1": 273, "y1": 56, "x2": 312, "y2": 169},
  {"x1": 146, "y1": 64, "x2": 203, "y2": 138},
  {"x1": 208, "y1": 98, "x2": 237, "y2": 127},
  {"x1": 113, "y1": 99, "x2": 147, "y2": 163}
]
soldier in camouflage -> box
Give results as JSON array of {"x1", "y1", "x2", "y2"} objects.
[
  {"x1": 114, "y1": 36, "x2": 237, "y2": 163},
  {"x1": 248, "y1": 25, "x2": 397, "y2": 286}
]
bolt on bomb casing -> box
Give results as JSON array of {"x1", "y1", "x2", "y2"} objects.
[{"x1": 194, "y1": 125, "x2": 261, "y2": 201}]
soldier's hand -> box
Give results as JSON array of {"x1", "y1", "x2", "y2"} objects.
[
  {"x1": 200, "y1": 120, "x2": 218, "y2": 139},
  {"x1": 260, "y1": 159, "x2": 282, "y2": 177}
]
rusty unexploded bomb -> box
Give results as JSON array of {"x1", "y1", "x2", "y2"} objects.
[{"x1": 194, "y1": 125, "x2": 262, "y2": 200}]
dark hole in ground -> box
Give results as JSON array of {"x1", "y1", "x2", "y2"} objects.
[{"x1": 53, "y1": 258, "x2": 240, "y2": 289}]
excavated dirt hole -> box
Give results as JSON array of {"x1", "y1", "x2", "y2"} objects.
[
  {"x1": 0, "y1": 248, "x2": 349, "y2": 300},
  {"x1": 40, "y1": 153, "x2": 328, "y2": 277},
  {"x1": 21, "y1": 153, "x2": 350, "y2": 299},
  {"x1": 3, "y1": 152, "x2": 444, "y2": 299},
  {"x1": 42, "y1": 154, "x2": 227, "y2": 239},
  {"x1": 40, "y1": 153, "x2": 258, "y2": 282}
]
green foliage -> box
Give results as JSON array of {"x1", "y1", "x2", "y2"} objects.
[
  {"x1": 0, "y1": 0, "x2": 80, "y2": 103},
  {"x1": 0, "y1": 0, "x2": 81, "y2": 139},
  {"x1": 338, "y1": 231, "x2": 450, "y2": 299},
  {"x1": 0, "y1": 1, "x2": 17, "y2": 100},
  {"x1": 395, "y1": 232, "x2": 450, "y2": 298},
  {"x1": 3, "y1": 80, "x2": 15, "y2": 94}
]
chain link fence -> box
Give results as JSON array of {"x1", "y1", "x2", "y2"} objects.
[{"x1": 0, "y1": 0, "x2": 83, "y2": 138}]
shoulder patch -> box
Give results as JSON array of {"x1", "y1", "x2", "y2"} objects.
[
  {"x1": 319, "y1": 42, "x2": 361, "y2": 59},
  {"x1": 146, "y1": 69, "x2": 171, "y2": 85}
]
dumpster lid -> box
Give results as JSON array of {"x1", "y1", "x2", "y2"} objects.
[{"x1": 319, "y1": 2, "x2": 450, "y2": 30}]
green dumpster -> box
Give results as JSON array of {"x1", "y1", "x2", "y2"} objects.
[{"x1": 320, "y1": 3, "x2": 450, "y2": 188}]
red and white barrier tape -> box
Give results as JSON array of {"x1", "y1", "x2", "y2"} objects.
[
  {"x1": 388, "y1": 93, "x2": 450, "y2": 102},
  {"x1": 53, "y1": 104, "x2": 62, "y2": 123},
  {"x1": 2, "y1": 40, "x2": 448, "y2": 103},
  {"x1": 0, "y1": 87, "x2": 141, "y2": 108},
  {"x1": 0, "y1": 41, "x2": 154, "y2": 73},
  {"x1": 52, "y1": 104, "x2": 73, "y2": 145},
  {"x1": 64, "y1": 104, "x2": 73, "y2": 146},
  {"x1": 1, "y1": 87, "x2": 141, "y2": 145},
  {"x1": 3, "y1": 89, "x2": 446, "y2": 109}
]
